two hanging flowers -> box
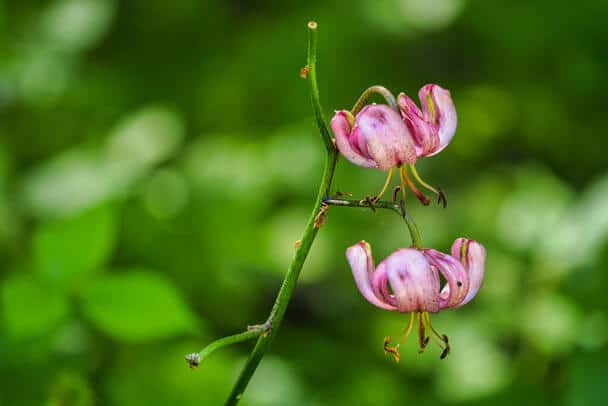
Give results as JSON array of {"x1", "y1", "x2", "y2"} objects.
[{"x1": 331, "y1": 84, "x2": 486, "y2": 361}]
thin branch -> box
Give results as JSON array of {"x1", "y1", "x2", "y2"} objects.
[
  {"x1": 324, "y1": 197, "x2": 424, "y2": 249},
  {"x1": 185, "y1": 326, "x2": 269, "y2": 370}
]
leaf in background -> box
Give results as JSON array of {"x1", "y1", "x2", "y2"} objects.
[
  {"x1": 33, "y1": 203, "x2": 117, "y2": 287},
  {"x1": 1, "y1": 274, "x2": 69, "y2": 338},
  {"x1": 80, "y1": 270, "x2": 198, "y2": 341}
]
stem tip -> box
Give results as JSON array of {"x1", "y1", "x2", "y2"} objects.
[{"x1": 308, "y1": 21, "x2": 318, "y2": 29}]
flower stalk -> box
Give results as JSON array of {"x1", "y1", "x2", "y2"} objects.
[{"x1": 223, "y1": 21, "x2": 338, "y2": 405}]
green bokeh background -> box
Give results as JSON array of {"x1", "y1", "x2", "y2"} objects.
[{"x1": 1, "y1": 0, "x2": 607, "y2": 405}]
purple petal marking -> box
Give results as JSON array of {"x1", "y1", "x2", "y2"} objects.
[
  {"x1": 382, "y1": 248, "x2": 440, "y2": 313},
  {"x1": 355, "y1": 104, "x2": 417, "y2": 170}
]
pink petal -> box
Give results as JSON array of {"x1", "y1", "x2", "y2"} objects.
[
  {"x1": 355, "y1": 104, "x2": 417, "y2": 170},
  {"x1": 346, "y1": 241, "x2": 396, "y2": 310},
  {"x1": 423, "y1": 249, "x2": 469, "y2": 309},
  {"x1": 331, "y1": 110, "x2": 376, "y2": 168},
  {"x1": 419, "y1": 84, "x2": 457, "y2": 156},
  {"x1": 398, "y1": 93, "x2": 439, "y2": 157},
  {"x1": 382, "y1": 248, "x2": 440, "y2": 313},
  {"x1": 451, "y1": 238, "x2": 486, "y2": 306}
]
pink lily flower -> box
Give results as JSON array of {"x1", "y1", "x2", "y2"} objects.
[
  {"x1": 330, "y1": 84, "x2": 456, "y2": 207},
  {"x1": 345, "y1": 238, "x2": 485, "y2": 361}
]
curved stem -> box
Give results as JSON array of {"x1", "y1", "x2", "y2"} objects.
[
  {"x1": 351, "y1": 85, "x2": 398, "y2": 115},
  {"x1": 323, "y1": 197, "x2": 423, "y2": 249},
  {"x1": 224, "y1": 21, "x2": 338, "y2": 405},
  {"x1": 189, "y1": 327, "x2": 267, "y2": 368}
]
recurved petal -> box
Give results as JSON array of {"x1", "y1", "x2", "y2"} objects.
[
  {"x1": 383, "y1": 248, "x2": 440, "y2": 313},
  {"x1": 451, "y1": 238, "x2": 486, "y2": 306},
  {"x1": 356, "y1": 104, "x2": 417, "y2": 170},
  {"x1": 398, "y1": 92, "x2": 439, "y2": 157},
  {"x1": 418, "y1": 84, "x2": 457, "y2": 156},
  {"x1": 346, "y1": 241, "x2": 396, "y2": 310},
  {"x1": 423, "y1": 249, "x2": 469, "y2": 309},
  {"x1": 331, "y1": 110, "x2": 376, "y2": 168}
]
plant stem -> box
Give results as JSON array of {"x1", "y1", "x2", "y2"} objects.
[
  {"x1": 323, "y1": 197, "x2": 423, "y2": 249},
  {"x1": 224, "y1": 21, "x2": 338, "y2": 405},
  {"x1": 351, "y1": 85, "x2": 398, "y2": 115}
]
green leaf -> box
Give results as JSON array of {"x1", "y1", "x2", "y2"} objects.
[
  {"x1": 1, "y1": 274, "x2": 69, "y2": 338},
  {"x1": 33, "y1": 204, "x2": 117, "y2": 287},
  {"x1": 80, "y1": 270, "x2": 197, "y2": 341}
]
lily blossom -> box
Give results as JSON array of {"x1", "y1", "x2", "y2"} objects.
[
  {"x1": 398, "y1": 84, "x2": 457, "y2": 158},
  {"x1": 345, "y1": 238, "x2": 486, "y2": 361}
]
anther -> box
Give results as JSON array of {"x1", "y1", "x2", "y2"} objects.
[
  {"x1": 437, "y1": 189, "x2": 448, "y2": 208},
  {"x1": 383, "y1": 336, "x2": 401, "y2": 363},
  {"x1": 392, "y1": 186, "x2": 401, "y2": 204}
]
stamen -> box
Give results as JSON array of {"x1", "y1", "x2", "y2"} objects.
[
  {"x1": 383, "y1": 312, "x2": 415, "y2": 363},
  {"x1": 408, "y1": 164, "x2": 447, "y2": 208},
  {"x1": 392, "y1": 186, "x2": 401, "y2": 204},
  {"x1": 399, "y1": 166, "x2": 407, "y2": 206},
  {"x1": 422, "y1": 312, "x2": 451, "y2": 359},
  {"x1": 417, "y1": 312, "x2": 430, "y2": 353},
  {"x1": 401, "y1": 165, "x2": 430, "y2": 206},
  {"x1": 383, "y1": 337, "x2": 401, "y2": 363}
]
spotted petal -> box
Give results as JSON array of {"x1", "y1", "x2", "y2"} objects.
[
  {"x1": 354, "y1": 104, "x2": 417, "y2": 170},
  {"x1": 451, "y1": 238, "x2": 486, "y2": 306},
  {"x1": 382, "y1": 248, "x2": 440, "y2": 313},
  {"x1": 423, "y1": 248, "x2": 469, "y2": 309}
]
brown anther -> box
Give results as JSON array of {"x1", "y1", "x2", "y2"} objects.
[
  {"x1": 185, "y1": 353, "x2": 200, "y2": 370},
  {"x1": 438, "y1": 189, "x2": 447, "y2": 208},
  {"x1": 300, "y1": 65, "x2": 309, "y2": 79},
  {"x1": 314, "y1": 203, "x2": 329, "y2": 228},
  {"x1": 392, "y1": 186, "x2": 401, "y2": 204},
  {"x1": 294, "y1": 239, "x2": 302, "y2": 249},
  {"x1": 383, "y1": 336, "x2": 401, "y2": 363},
  {"x1": 440, "y1": 334, "x2": 451, "y2": 359}
]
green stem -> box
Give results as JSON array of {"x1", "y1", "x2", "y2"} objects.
[
  {"x1": 224, "y1": 21, "x2": 338, "y2": 405},
  {"x1": 351, "y1": 85, "x2": 398, "y2": 115},
  {"x1": 323, "y1": 197, "x2": 423, "y2": 249}
]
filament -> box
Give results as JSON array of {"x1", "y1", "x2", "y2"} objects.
[
  {"x1": 422, "y1": 312, "x2": 450, "y2": 359},
  {"x1": 400, "y1": 165, "x2": 430, "y2": 206},
  {"x1": 372, "y1": 167, "x2": 394, "y2": 203},
  {"x1": 409, "y1": 164, "x2": 447, "y2": 208}
]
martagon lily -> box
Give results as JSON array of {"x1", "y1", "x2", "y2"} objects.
[
  {"x1": 331, "y1": 84, "x2": 457, "y2": 207},
  {"x1": 346, "y1": 238, "x2": 485, "y2": 361}
]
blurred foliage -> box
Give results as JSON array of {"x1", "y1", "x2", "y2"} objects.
[{"x1": 1, "y1": 0, "x2": 607, "y2": 405}]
